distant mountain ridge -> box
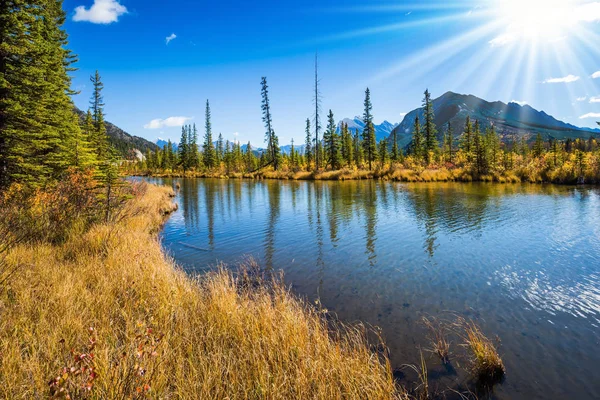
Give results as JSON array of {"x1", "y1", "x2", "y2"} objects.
[
  {"x1": 75, "y1": 107, "x2": 158, "y2": 156},
  {"x1": 389, "y1": 91, "x2": 600, "y2": 149},
  {"x1": 337, "y1": 118, "x2": 398, "y2": 142}
]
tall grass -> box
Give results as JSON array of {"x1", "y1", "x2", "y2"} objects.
[{"x1": 0, "y1": 183, "x2": 403, "y2": 399}]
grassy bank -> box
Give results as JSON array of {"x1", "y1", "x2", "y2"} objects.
[
  {"x1": 0, "y1": 183, "x2": 401, "y2": 399},
  {"x1": 130, "y1": 162, "x2": 598, "y2": 184}
]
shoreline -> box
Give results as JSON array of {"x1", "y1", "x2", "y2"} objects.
[
  {"x1": 129, "y1": 167, "x2": 598, "y2": 185},
  {"x1": 0, "y1": 183, "x2": 400, "y2": 399}
]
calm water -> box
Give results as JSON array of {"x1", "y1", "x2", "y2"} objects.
[{"x1": 145, "y1": 178, "x2": 600, "y2": 400}]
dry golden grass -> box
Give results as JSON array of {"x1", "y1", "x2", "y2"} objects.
[
  {"x1": 421, "y1": 317, "x2": 450, "y2": 365},
  {"x1": 458, "y1": 318, "x2": 505, "y2": 382},
  {"x1": 0, "y1": 184, "x2": 403, "y2": 399}
]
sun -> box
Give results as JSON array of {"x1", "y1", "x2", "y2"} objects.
[{"x1": 497, "y1": 0, "x2": 577, "y2": 40}]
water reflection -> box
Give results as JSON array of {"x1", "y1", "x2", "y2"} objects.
[{"x1": 151, "y1": 178, "x2": 600, "y2": 400}]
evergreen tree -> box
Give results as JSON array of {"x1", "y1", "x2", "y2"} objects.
[
  {"x1": 460, "y1": 116, "x2": 474, "y2": 163},
  {"x1": 323, "y1": 110, "x2": 342, "y2": 170},
  {"x1": 261, "y1": 77, "x2": 280, "y2": 170},
  {"x1": 89, "y1": 71, "x2": 109, "y2": 162},
  {"x1": 216, "y1": 133, "x2": 224, "y2": 164},
  {"x1": 342, "y1": 123, "x2": 354, "y2": 166},
  {"x1": 203, "y1": 100, "x2": 216, "y2": 169},
  {"x1": 379, "y1": 139, "x2": 388, "y2": 168},
  {"x1": 533, "y1": 133, "x2": 545, "y2": 158},
  {"x1": 391, "y1": 129, "x2": 399, "y2": 163},
  {"x1": 245, "y1": 142, "x2": 257, "y2": 171},
  {"x1": 422, "y1": 89, "x2": 438, "y2": 163},
  {"x1": 362, "y1": 88, "x2": 377, "y2": 170},
  {"x1": 473, "y1": 120, "x2": 487, "y2": 175},
  {"x1": 166, "y1": 140, "x2": 175, "y2": 170},
  {"x1": 411, "y1": 116, "x2": 424, "y2": 162},
  {"x1": 0, "y1": 0, "x2": 83, "y2": 186},
  {"x1": 443, "y1": 122, "x2": 454, "y2": 163},
  {"x1": 304, "y1": 118, "x2": 313, "y2": 168},
  {"x1": 353, "y1": 129, "x2": 363, "y2": 167},
  {"x1": 179, "y1": 126, "x2": 189, "y2": 173},
  {"x1": 290, "y1": 138, "x2": 296, "y2": 169},
  {"x1": 189, "y1": 123, "x2": 200, "y2": 169},
  {"x1": 313, "y1": 53, "x2": 322, "y2": 171}
]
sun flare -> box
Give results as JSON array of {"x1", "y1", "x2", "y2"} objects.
[{"x1": 497, "y1": 0, "x2": 578, "y2": 40}]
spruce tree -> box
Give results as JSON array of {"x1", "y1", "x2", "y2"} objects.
[
  {"x1": 179, "y1": 126, "x2": 188, "y2": 173},
  {"x1": 203, "y1": 100, "x2": 216, "y2": 169},
  {"x1": 460, "y1": 116, "x2": 474, "y2": 163},
  {"x1": 422, "y1": 89, "x2": 438, "y2": 163},
  {"x1": 260, "y1": 77, "x2": 280, "y2": 170},
  {"x1": 411, "y1": 116, "x2": 424, "y2": 162},
  {"x1": 313, "y1": 53, "x2": 322, "y2": 171},
  {"x1": 353, "y1": 130, "x2": 363, "y2": 167},
  {"x1": 379, "y1": 139, "x2": 388, "y2": 168},
  {"x1": 342, "y1": 123, "x2": 354, "y2": 166},
  {"x1": 216, "y1": 133, "x2": 224, "y2": 164},
  {"x1": 362, "y1": 88, "x2": 377, "y2": 170},
  {"x1": 444, "y1": 122, "x2": 454, "y2": 163},
  {"x1": 533, "y1": 133, "x2": 544, "y2": 158},
  {"x1": 391, "y1": 129, "x2": 399, "y2": 163},
  {"x1": 304, "y1": 118, "x2": 312, "y2": 168},
  {"x1": 89, "y1": 71, "x2": 109, "y2": 162},
  {"x1": 323, "y1": 110, "x2": 341, "y2": 170},
  {"x1": 189, "y1": 123, "x2": 200, "y2": 169},
  {"x1": 0, "y1": 0, "x2": 82, "y2": 186}
]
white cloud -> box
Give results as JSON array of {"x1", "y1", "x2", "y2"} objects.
[
  {"x1": 73, "y1": 0, "x2": 127, "y2": 24},
  {"x1": 510, "y1": 100, "x2": 527, "y2": 106},
  {"x1": 166, "y1": 33, "x2": 177, "y2": 45},
  {"x1": 592, "y1": 71, "x2": 600, "y2": 79},
  {"x1": 489, "y1": 33, "x2": 516, "y2": 47},
  {"x1": 144, "y1": 116, "x2": 193, "y2": 129},
  {"x1": 590, "y1": 96, "x2": 600, "y2": 103},
  {"x1": 579, "y1": 113, "x2": 600, "y2": 119},
  {"x1": 577, "y1": 96, "x2": 588, "y2": 102},
  {"x1": 543, "y1": 74, "x2": 580, "y2": 83}
]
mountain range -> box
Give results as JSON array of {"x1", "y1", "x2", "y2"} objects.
[
  {"x1": 151, "y1": 91, "x2": 599, "y2": 154},
  {"x1": 388, "y1": 91, "x2": 600, "y2": 149},
  {"x1": 337, "y1": 118, "x2": 399, "y2": 142},
  {"x1": 74, "y1": 107, "x2": 158, "y2": 157}
]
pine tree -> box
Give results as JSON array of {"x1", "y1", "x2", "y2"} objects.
[
  {"x1": 304, "y1": 118, "x2": 312, "y2": 168},
  {"x1": 179, "y1": 126, "x2": 188, "y2": 173},
  {"x1": 391, "y1": 129, "x2": 399, "y2": 163},
  {"x1": 411, "y1": 116, "x2": 424, "y2": 162},
  {"x1": 473, "y1": 120, "x2": 487, "y2": 175},
  {"x1": 353, "y1": 129, "x2": 363, "y2": 167},
  {"x1": 323, "y1": 110, "x2": 341, "y2": 170},
  {"x1": 216, "y1": 133, "x2": 224, "y2": 164},
  {"x1": 460, "y1": 116, "x2": 474, "y2": 163},
  {"x1": 0, "y1": 0, "x2": 82, "y2": 186},
  {"x1": 89, "y1": 71, "x2": 109, "y2": 162},
  {"x1": 203, "y1": 100, "x2": 216, "y2": 169},
  {"x1": 422, "y1": 89, "x2": 438, "y2": 163},
  {"x1": 533, "y1": 133, "x2": 545, "y2": 158},
  {"x1": 379, "y1": 139, "x2": 388, "y2": 168},
  {"x1": 342, "y1": 123, "x2": 354, "y2": 166},
  {"x1": 189, "y1": 123, "x2": 200, "y2": 169},
  {"x1": 443, "y1": 122, "x2": 454, "y2": 163},
  {"x1": 362, "y1": 88, "x2": 377, "y2": 170},
  {"x1": 245, "y1": 142, "x2": 257, "y2": 171},
  {"x1": 261, "y1": 77, "x2": 280, "y2": 170},
  {"x1": 313, "y1": 53, "x2": 322, "y2": 171},
  {"x1": 290, "y1": 138, "x2": 296, "y2": 169}
]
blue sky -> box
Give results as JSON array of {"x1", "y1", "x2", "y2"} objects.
[{"x1": 64, "y1": 0, "x2": 600, "y2": 145}]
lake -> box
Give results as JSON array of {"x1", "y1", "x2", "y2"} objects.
[{"x1": 144, "y1": 178, "x2": 600, "y2": 400}]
